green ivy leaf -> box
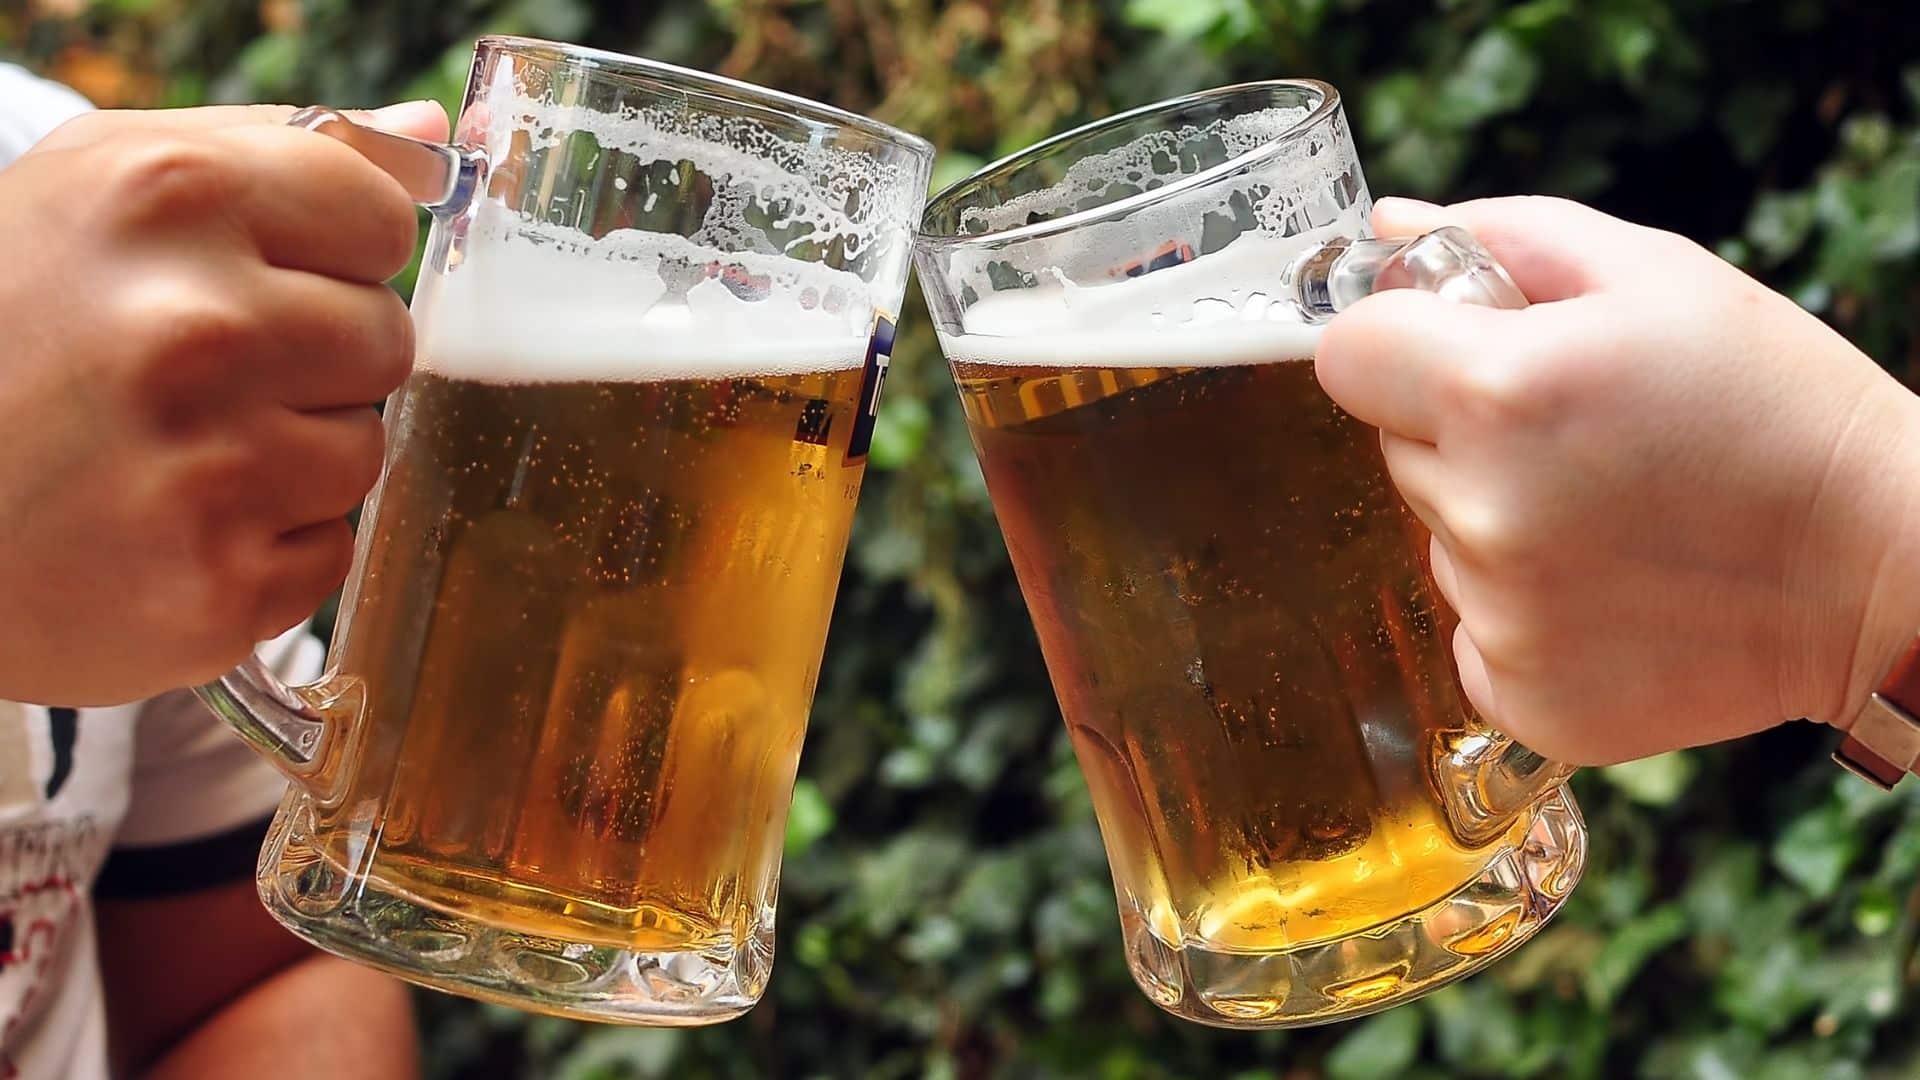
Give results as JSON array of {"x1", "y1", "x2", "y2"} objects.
[
  {"x1": 1124, "y1": 0, "x2": 1232, "y2": 40},
  {"x1": 1434, "y1": 29, "x2": 1542, "y2": 128},
  {"x1": 1325, "y1": 1006, "x2": 1424, "y2": 1080},
  {"x1": 1599, "y1": 752, "x2": 1697, "y2": 806},
  {"x1": 233, "y1": 32, "x2": 302, "y2": 99},
  {"x1": 1681, "y1": 843, "x2": 1763, "y2": 937},
  {"x1": 1426, "y1": 982, "x2": 1524, "y2": 1072},
  {"x1": 870, "y1": 395, "x2": 933, "y2": 470},
  {"x1": 1773, "y1": 803, "x2": 1862, "y2": 899},
  {"x1": 1584, "y1": 903, "x2": 1689, "y2": 1006},
  {"x1": 951, "y1": 852, "x2": 1034, "y2": 935},
  {"x1": 1501, "y1": 0, "x2": 1575, "y2": 35},
  {"x1": 1720, "y1": 83, "x2": 1795, "y2": 166},
  {"x1": 554, "y1": 1029, "x2": 683, "y2": 1080},
  {"x1": 1596, "y1": 8, "x2": 1660, "y2": 85},
  {"x1": 900, "y1": 913, "x2": 964, "y2": 962},
  {"x1": 1755, "y1": 1053, "x2": 1864, "y2": 1080},
  {"x1": 1362, "y1": 72, "x2": 1428, "y2": 141},
  {"x1": 1641, "y1": 1029, "x2": 1765, "y2": 1080},
  {"x1": 1746, "y1": 191, "x2": 1817, "y2": 264},
  {"x1": 931, "y1": 152, "x2": 987, "y2": 194},
  {"x1": 1877, "y1": 806, "x2": 1920, "y2": 879},
  {"x1": 1716, "y1": 936, "x2": 1820, "y2": 1033},
  {"x1": 785, "y1": 778, "x2": 836, "y2": 856}
]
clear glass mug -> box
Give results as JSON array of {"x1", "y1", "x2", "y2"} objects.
[
  {"x1": 915, "y1": 81, "x2": 1585, "y2": 1028},
  {"x1": 196, "y1": 36, "x2": 932, "y2": 1024}
]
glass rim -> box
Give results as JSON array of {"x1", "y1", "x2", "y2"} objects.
[
  {"x1": 475, "y1": 35, "x2": 936, "y2": 163},
  {"x1": 918, "y1": 78, "x2": 1341, "y2": 251}
]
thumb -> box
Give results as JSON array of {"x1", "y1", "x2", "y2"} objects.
[{"x1": 1370, "y1": 194, "x2": 1649, "y2": 303}]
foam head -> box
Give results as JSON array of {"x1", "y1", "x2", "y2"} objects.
[
  {"x1": 944, "y1": 229, "x2": 1342, "y2": 370},
  {"x1": 412, "y1": 67, "x2": 917, "y2": 384},
  {"x1": 414, "y1": 207, "x2": 874, "y2": 383}
]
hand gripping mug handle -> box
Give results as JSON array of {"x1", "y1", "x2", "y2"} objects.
[
  {"x1": 192, "y1": 108, "x2": 486, "y2": 794},
  {"x1": 1284, "y1": 225, "x2": 1572, "y2": 840},
  {"x1": 1282, "y1": 225, "x2": 1529, "y2": 319},
  {"x1": 287, "y1": 106, "x2": 487, "y2": 214}
]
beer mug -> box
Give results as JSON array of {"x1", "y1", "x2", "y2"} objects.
[
  {"x1": 915, "y1": 81, "x2": 1585, "y2": 1027},
  {"x1": 197, "y1": 37, "x2": 932, "y2": 1024}
]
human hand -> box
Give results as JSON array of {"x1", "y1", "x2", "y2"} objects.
[
  {"x1": 0, "y1": 101, "x2": 446, "y2": 705},
  {"x1": 1316, "y1": 196, "x2": 1920, "y2": 765}
]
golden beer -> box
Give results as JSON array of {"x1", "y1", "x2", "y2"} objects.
[
  {"x1": 319, "y1": 363, "x2": 866, "y2": 953},
  {"x1": 953, "y1": 348, "x2": 1533, "y2": 1013}
]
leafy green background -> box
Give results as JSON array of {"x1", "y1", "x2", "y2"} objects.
[{"x1": 5, "y1": 1, "x2": 1919, "y2": 1076}]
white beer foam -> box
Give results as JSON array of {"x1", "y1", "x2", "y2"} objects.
[
  {"x1": 942, "y1": 230, "x2": 1333, "y2": 369},
  {"x1": 409, "y1": 70, "x2": 919, "y2": 384},
  {"x1": 414, "y1": 206, "x2": 872, "y2": 383}
]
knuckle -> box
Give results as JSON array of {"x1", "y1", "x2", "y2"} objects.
[
  {"x1": 119, "y1": 280, "x2": 261, "y2": 399},
  {"x1": 1442, "y1": 496, "x2": 1520, "y2": 561},
  {"x1": 158, "y1": 293, "x2": 260, "y2": 360},
  {"x1": 175, "y1": 447, "x2": 253, "y2": 534},
  {"x1": 315, "y1": 519, "x2": 357, "y2": 577},
  {"x1": 1464, "y1": 611, "x2": 1542, "y2": 677},
  {"x1": 279, "y1": 521, "x2": 356, "y2": 622},
  {"x1": 148, "y1": 453, "x2": 275, "y2": 647},
  {"x1": 102, "y1": 133, "x2": 236, "y2": 222},
  {"x1": 38, "y1": 110, "x2": 113, "y2": 152},
  {"x1": 1448, "y1": 352, "x2": 1553, "y2": 429},
  {"x1": 342, "y1": 411, "x2": 390, "y2": 497},
  {"x1": 191, "y1": 532, "x2": 271, "y2": 642},
  {"x1": 370, "y1": 290, "x2": 416, "y2": 390},
  {"x1": 360, "y1": 191, "x2": 421, "y2": 277}
]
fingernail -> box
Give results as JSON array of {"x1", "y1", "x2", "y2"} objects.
[
  {"x1": 1375, "y1": 196, "x2": 1443, "y2": 214},
  {"x1": 363, "y1": 100, "x2": 444, "y2": 124}
]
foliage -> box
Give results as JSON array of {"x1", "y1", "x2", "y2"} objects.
[{"x1": 6, "y1": 1, "x2": 1920, "y2": 1076}]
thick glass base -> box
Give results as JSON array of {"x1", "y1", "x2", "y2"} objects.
[
  {"x1": 254, "y1": 803, "x2": 771, "y2": 1026},
  {"x1": 1122, "y1": 785, "x2": 1585, "y2": 1028}
]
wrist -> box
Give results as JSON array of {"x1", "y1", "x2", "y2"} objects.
[{"x1": 1833, "y1": 385, "x2": 1920, "y2": 733}]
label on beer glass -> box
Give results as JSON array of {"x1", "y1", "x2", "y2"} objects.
[{"x1": 845, "y1": 312, "x2": 896, "y2": 464}]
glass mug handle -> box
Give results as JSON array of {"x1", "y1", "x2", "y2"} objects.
[
  {"x1": 192, "y1": 109, "x2": 486, "y2": 793},
  {"x1": 1284, "y1": 226, "x2": 1572, "y2": 840}
]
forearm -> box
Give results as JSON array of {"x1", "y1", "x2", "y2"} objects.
[{"x1": 143, "y1": 954, "x2": 419, "y2": 1080}]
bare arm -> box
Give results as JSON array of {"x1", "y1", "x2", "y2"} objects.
[{"x1": 95, "y1": 875, "x2": 419, "y2": 1079}]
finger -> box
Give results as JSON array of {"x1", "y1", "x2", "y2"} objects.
[
  {"x1": 30, "y1": 106, "x2": 299, "y2": 154},
  {"x1": 1369, "y1": 195, "x2": 1651, "y2": 303},
  {"x1": 254, "y1": 518, "x2": 356, "y2": 640},
  {"x1": 259, "y1": 270, "x2": 415, "y2": 409},
  {"x1": 208, "y1": 123, "x2": 422, "y2": 282},
  {"x1": 1319, "y1": 288, "x2": 1496, "y2": 442},
  {"x1": 1451, "y1": 622, "x2": 1500, "y2": 726},
  {"x1": 1377, "y1": 432, "x2": 1461, "y2": 549},
  {"x1": 31, "y1": 101, "x2": 448, "y2": 154},
  {"x1": 261, "y1": 407, "x2": 388, "y2": 527},
  {"x1": 1427, "y1": 534, "x2": 1462, "y2": 613}
]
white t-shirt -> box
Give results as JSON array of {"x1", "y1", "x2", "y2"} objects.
[{"x1": 0, "y1": 65, "x2": 321, "y2": 1080}]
